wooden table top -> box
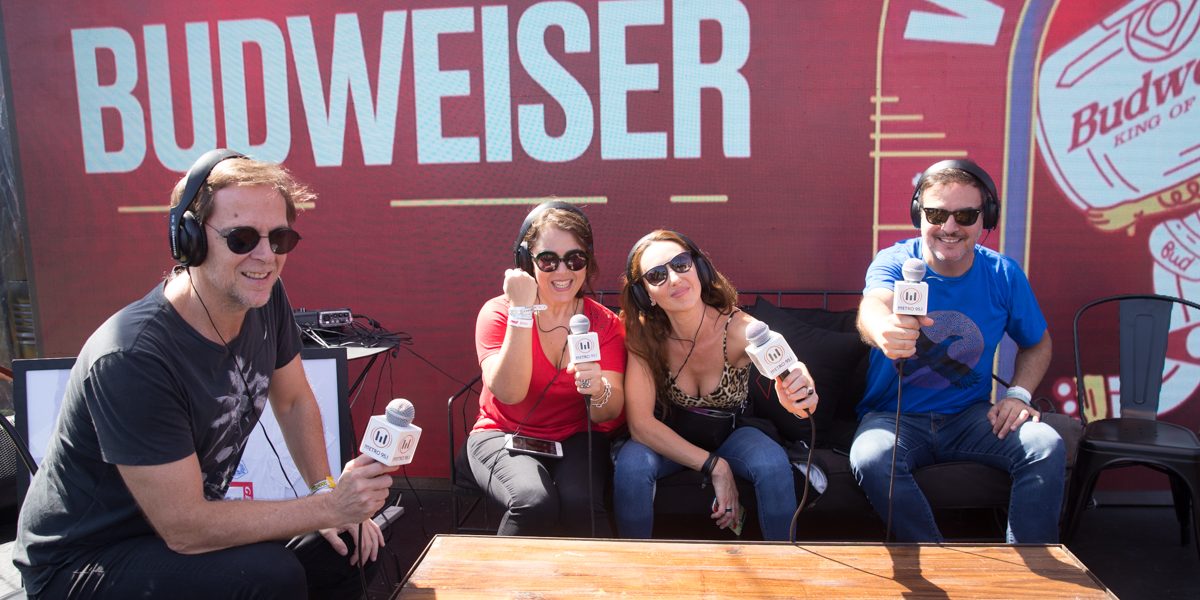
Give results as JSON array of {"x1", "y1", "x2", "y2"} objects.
[{"x1": 396, "y1": 535, "x2": 1113, "y2": 599}]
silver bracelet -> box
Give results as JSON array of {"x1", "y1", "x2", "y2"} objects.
[{"x1": 589, "y1": 377, "x2": 612, "y2": 408}]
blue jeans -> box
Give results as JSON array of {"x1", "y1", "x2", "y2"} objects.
[
  {"x1": 849, "y1": 401, "x2": 1065, "y2": 543},
  {"x1": 613, "y1": 426, "x2": 798, "y2": 540}
]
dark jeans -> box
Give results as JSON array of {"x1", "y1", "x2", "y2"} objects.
[
  {"x1": 33, "y1": 531, "x2": 376, "y2": 600},
  {"x1": 466, "y1": 429, "x2": 611, "y2": 537}
]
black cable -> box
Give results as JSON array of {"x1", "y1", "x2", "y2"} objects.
[
  {"x1": 401, "y1": 345, "x2": 474, "y2": 388},
  {"x1": 259, "y1": 422, "x2": 300, "y2": 498},
  {"x1": 788, "y1": 420, "x2": 817, "y2": 544},
  {"x1": 885, "y1": 359, "x2": 905, "y2": 544},
  {"x1": 356, "y1": 521, "x2": 367, "y2": 599},
  {"x1": 478, "y1": 343, "x2": 566, "y2": 526},
  {"x1": 187, "y1": 269, "x2": 299, "y2": 498},
  {"x1": 191, "y1": 272, "x2": 365, "y2": 596},
  {"x1": 584, "y1": 393, "x2": 596, "y2": 538},
  {"x1": 399, "y1": 466, "x2": 431, "y2": 541}
]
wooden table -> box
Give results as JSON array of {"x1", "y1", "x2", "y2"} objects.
[{"x1": 396, "y1": 535, "x2": 1113, "y2": 599}]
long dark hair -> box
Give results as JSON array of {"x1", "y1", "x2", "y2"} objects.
[{"x1": 619, "y1": 230, "x2": 737, "y2": 413}]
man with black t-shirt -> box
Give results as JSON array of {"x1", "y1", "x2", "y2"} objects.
[{"x1": 14, "y1": 152, "x2": 398, "y2": 598}]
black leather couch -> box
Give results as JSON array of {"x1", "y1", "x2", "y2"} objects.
[{"x1": 650, "y1": 296, "x2": 1082, "y2": 541}]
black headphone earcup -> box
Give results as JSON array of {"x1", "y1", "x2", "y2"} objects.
[
  {"x1": 630, "y1": 282, "x2": 652, "y2": 313},
  {"x1": 983, "y1": 195, "x2": 999, "y2": 230},
  {"x1": 514, "y1": 242, "x2": 534, "y2": 275},
  {"x1": 177, "y1": 211, "x2": 207, "y2": 267},
  {"x1": 910, "y1": 193, "x2": 922, "y2": 229}
]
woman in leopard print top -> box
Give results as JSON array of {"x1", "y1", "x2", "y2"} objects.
[{"x1": 613, "y1": 230, "x2": 818, "y2": 540}]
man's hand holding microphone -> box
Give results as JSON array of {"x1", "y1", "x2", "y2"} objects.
[
  {"x1": 318, "y1": 398, "x2": 422, "y2": 565},
  {"x1": 863, "y1": 258, "x2": 935, "y2": 360}
]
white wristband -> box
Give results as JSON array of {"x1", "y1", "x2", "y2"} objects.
[
  {"x1": 507, "y1": 315, "x2": 533, "y2": 329},
  {"x1": 507, "y1": 306, "x2": 535, "y2": 329},
  {"x1": 1005, "y1": 386, "x2": 1032, "y2": 405}
]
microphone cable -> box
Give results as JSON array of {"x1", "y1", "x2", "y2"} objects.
[
  {"x1": 584, "y1": 392, "x2": 596, "y2": 538},
  {"x1": 787, "y1": 414, "x2": 817, "y2": 544},
  {"x1": 751, "y1": 368, "x2": 818, "y2": 544},
  {"x1": 193, "y1": 271, "x2": 370, "y2": 598},
  {"x1": 885, "y1": 359, "x2": 905, "y2": 544},
  {"x1": 478, "y1": 338, "x2": 568, "y2": 527},
  {"x1": 476, "y1": 296, "x2": 584, "y2": 531},
  {"x1": 187, "y1": 269, "x2": 300, "y2": 498}
]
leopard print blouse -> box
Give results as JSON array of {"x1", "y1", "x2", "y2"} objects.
[{"x1": 665, "y1": 309, "x2": 750, "y2": 411}]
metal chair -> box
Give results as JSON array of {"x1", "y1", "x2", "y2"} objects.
[
  {"x1": 1063, "y1": 294, "x2": 1200, "y2": 559},
  {"x1": 446, "y1": 374, "x2": 499, "y2": 534}
]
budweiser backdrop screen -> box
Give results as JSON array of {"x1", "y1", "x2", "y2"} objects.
[{"x1": 3, "y1": 0, "x2": 1198, "y2": 479}]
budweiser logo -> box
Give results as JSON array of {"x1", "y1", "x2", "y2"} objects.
[
  {"x1": 1037, "y1": 0, "x2": 1200, "y2": 233},
  {"x1": 1069, "y1": 62, "x2": 1198, "y2": 151}
]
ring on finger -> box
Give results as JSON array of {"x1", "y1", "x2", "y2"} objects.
[{"x1": 580, "y1": 378, "x2": 592, "y2": 389}]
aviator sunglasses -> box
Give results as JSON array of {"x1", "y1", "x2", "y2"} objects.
[
  {"x1": 921, "y1": 206, "x2": 982, "y2": 227},
  {"x1": 640, "y1": 251, "x2": 694, "y2": 286},
  {"x1": 534, "y1": 249, "x2": 589, "y2": 272},
  {"x1": 205, "y1": 223, "x2": 302, "y2": 255}
]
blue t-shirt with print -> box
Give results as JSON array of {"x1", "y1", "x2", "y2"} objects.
[{"x1": 858, "y1": 238, "x2": 1047, "y2": 417}]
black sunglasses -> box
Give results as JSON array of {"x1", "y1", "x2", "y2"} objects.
[
  {"x1": 640, "y1": 251, "x2": 694, "y2": 287},
  {"x1": 206, "y1": 223, "x2": 302, "y2": 255},
  {"x1": 921, "y1": 206, "x2": 982, "y2": 226},
  {"x1": 534, "y1": 249, "x2": 589, "y2": 272}
]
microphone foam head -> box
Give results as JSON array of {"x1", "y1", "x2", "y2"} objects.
[
  {"x1": 902, "y1": 258, "x2": 927, "y2": 282},
  {"x1": 569, "y1": 314, "x2": 591, "y2": 335},
  {"x1": 745, "y1": 320, "x2": 770, "y2": 347},
  {"x1": 386, "y1": 398, "x2": 415, "y2": 427}
]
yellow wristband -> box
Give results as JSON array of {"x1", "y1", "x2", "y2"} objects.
[{"x1": 309, "y1": 475, "x2": 336, "y2": 495}]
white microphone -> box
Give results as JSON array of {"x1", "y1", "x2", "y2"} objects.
[
  {"x1": 567, "y1": 314, "x2": 601, "y2": 365},
  {"x1": 745, "y1": 320, "x2": 799, "y2": 380},
  {"x1": 359, "y1": 398, "x2": 422, "y2": 467},
  {"x1": 892, "y1": 258, "x2": 929, "y2": 316}
]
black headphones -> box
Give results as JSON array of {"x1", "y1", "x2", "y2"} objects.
[
  {"x1": 625, "y1": 231, "x2": 716, "y2": 313},
  {"x1": 168, "y1": 148, "x2": 247, "y2": 266},
  {"x1": 512, "y1": 201, "x2": 593, "y2": 275},
  {"x1": 909, "y1": 159, "x2": 999, "y2": 230}
]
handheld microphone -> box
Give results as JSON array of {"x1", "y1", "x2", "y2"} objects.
[
  {"x1": 892, "y1": 258, "x2": 929, "y2": 316},
  {"x1": 884, "y1": 258, "x2": 927, "y2": 543},
  {"x1": 359, "y1": 398, "x2": 422, "y2": 467},
  {"x1": 567, "y1": 314, "x2": 601, "y2": 365},
  {"x1": 745, "y1": 320, "x2": 799, "y2": 380},
  {"x1": 567, "y1": 313, "x2": 602, "y2": 538}
]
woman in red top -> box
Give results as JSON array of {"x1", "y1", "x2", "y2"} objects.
[{"x1": 467, "y1": 201, "x2": 626, "y2": 536}]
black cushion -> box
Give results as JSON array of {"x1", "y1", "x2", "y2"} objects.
[{"x1": 745, "y1": 297, "x2": 870, "y2": 451}]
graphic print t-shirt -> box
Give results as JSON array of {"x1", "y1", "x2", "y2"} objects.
[
  {"x1": 14, "y1": 278, "x2": 300, "y2": 595},
  {"x1": 858, "y1": 239, "x2": 1047, "y2": 416}
]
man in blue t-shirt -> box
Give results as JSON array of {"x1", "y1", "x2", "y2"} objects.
[{"x1": 851, "y1": 159, "x2": 1065, "y2": 543}]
